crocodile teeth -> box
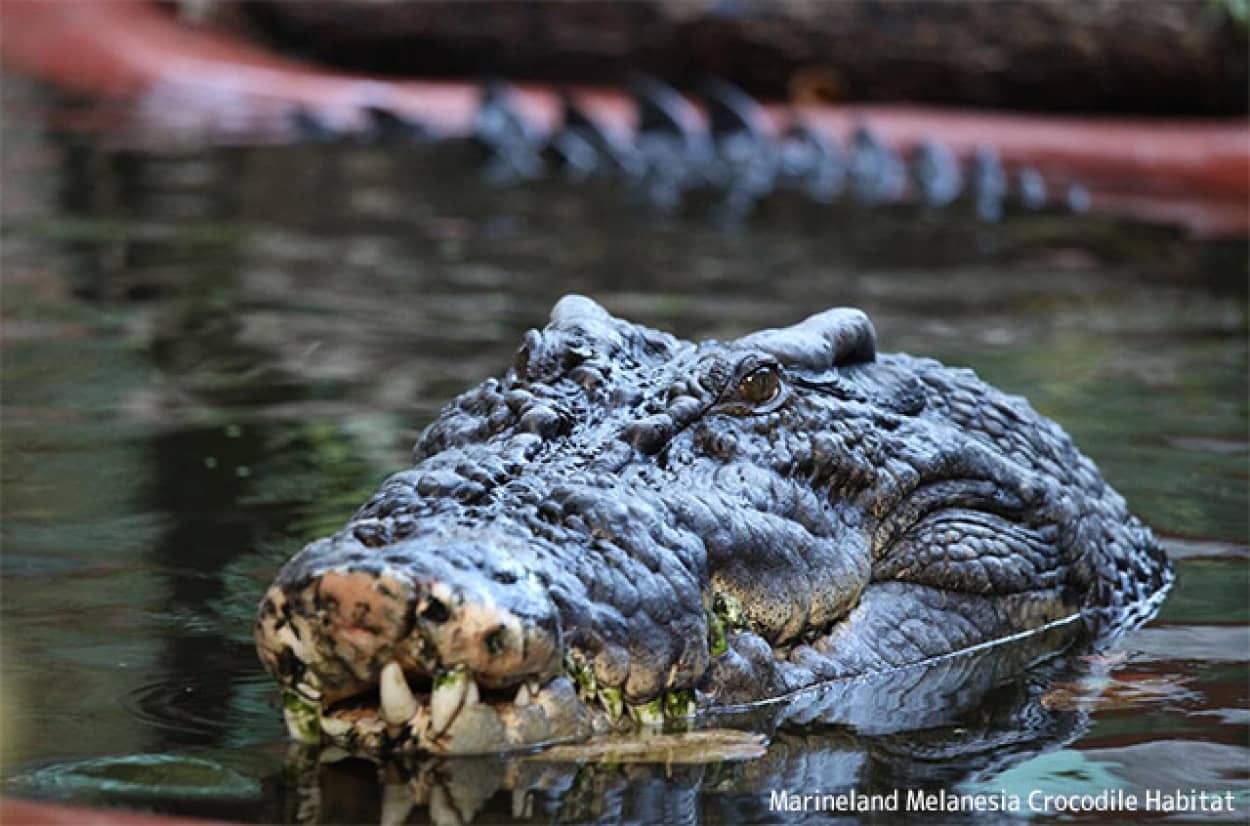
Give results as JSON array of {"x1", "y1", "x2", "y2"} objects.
[
  {"x1": 380, "y1": 660, "x2": 418, "y2": 725},
  {"x1": 430, "y1": 667, "x2": 478, "y2": 738},
  {"x1": 295, "y1": 682, "x2": 322, "y2": 702},
  {"x1": 320, "y1": 715, "x2": 354, "y2": 738},
  {"x1": 514, "y1": 678, "x2": 541, "y2": 708}
]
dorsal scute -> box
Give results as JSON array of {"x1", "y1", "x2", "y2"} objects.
[{"x1": 735, "y1": 307, "x2": 877, "y2": 371}]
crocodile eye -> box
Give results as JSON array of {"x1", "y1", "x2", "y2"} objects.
[
  {"x1": 737, "y1": 366, "x2": 781, "y2": 406},
  {"x1": 712, "y1": 360, "x2": 787, "y2": 415}
]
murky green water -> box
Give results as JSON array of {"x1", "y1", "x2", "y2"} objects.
[{"x1": 2, "y1": 80, "x2": 1247, "y2": 824}]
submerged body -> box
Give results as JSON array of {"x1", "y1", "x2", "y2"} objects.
[{"x1": 255, "y1": 296, "x2": 1171, "y2": 756}]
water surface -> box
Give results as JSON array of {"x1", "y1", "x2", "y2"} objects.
[{"x1": 2, "y1": 79, "x2": 1247, "y2": 823}]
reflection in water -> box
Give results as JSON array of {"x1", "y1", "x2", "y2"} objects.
[
  {"x1": 269, "y1": 622, "x2": 1104, "y2": 824},
  {"x1": 2, "y1": 78, "x2": 1247, "y2": 821}
]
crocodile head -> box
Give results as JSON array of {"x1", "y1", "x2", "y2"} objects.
[{"x1": 255, "y1": 295, "x2": 1170, "y2": 756}]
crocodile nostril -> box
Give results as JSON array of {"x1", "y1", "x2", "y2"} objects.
[
  {"x1": 420, "y1": 597, "x2": 450, "y2": 624},
  {"x1": 483, "y1": 626, "x2": 509, "y2": 657}
]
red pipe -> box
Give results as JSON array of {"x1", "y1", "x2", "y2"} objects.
[
  {"x1": 0, "y1": 798, "x2": 240, "y2": 826},
  {"x1": 3, "y1": 0, "x2": 1246, "y2": 237}
]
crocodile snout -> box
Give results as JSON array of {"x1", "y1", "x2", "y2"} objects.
[
  {"x1": 255, "y1": 532, "x2": 564, "y2": 706},
  {"x1": 254, "y1": 533, "x2": 597, "y2": 755}
]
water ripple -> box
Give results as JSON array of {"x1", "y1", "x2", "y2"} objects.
[
  {"x1": 122, "y1": 673, "x2": 273, "y2": 740},
  {"x1": 7, "y1": 754, "x2": 259, "y2": 800}
]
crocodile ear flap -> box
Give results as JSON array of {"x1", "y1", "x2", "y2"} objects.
[{"x1": 735, "y1": 307, "x2": 877, "y2": 371}]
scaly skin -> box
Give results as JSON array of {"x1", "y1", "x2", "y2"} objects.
[{"x1": 255, "y1": 295, "x2": 1172, "y2": 756}]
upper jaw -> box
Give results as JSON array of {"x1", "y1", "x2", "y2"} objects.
[
  {"x1": 260, "y1": 577, "x2": 701, "y2": 757},
  {"x1": 256, "y1": 572, "x2": 604, "y2": 755},
  {"x1": 254, "y1": 554, "x2": 595, "y2": 755},
  {"x1": 254, "y1": 555, "x2": 701, "y2": 757},
  {"x1": 255, "y1": 514, "x2": 727, "y2": 756}
]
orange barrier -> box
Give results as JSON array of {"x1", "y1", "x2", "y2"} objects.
[
  {"x1": 3, "y1": 0, "x2": 1245, "y2": 236},
  {"x1": 0, "y1": 798, "x2": 239, "y2": 826}
]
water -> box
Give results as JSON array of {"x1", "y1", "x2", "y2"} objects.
[{"x1": 2, "y1": 79, "x2": 1247, "y2": 823}]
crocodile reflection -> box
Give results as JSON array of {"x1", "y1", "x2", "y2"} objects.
[{"x1": 268, "y1": 619, "x2": 1125, "y2": 825}]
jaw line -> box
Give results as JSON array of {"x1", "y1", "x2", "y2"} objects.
[
  {"x1": 282, "y1": 653, "x2": 706, "y2": 757},
  {"x1": 286, "y1": 663, "x2": 604, "y2": 757}
]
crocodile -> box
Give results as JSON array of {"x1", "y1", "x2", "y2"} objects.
[
  {"x1": 3, "y1": 3, "x2": 1248, "y2": 234},
  {"x1": 254, "y1": 295, "x2": 1172, "y2": 757}
]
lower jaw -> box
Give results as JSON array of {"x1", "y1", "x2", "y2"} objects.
[{"x1": 284, "y1": 670, "x2": 699, "y2": 757}]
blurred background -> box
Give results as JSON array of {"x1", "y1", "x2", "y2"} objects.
[{"x1": 1, "y1": 2, "x2": 1247, "y2": 824}]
